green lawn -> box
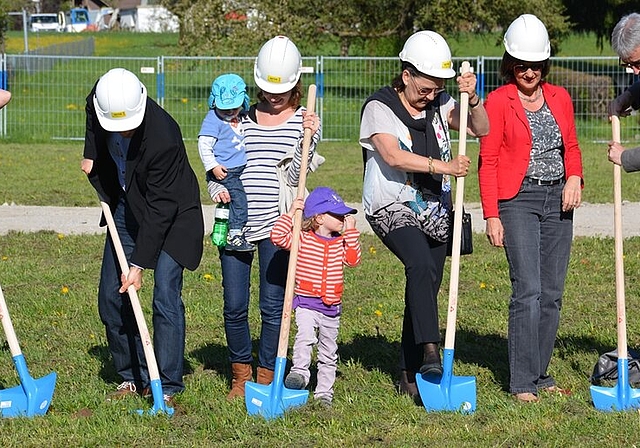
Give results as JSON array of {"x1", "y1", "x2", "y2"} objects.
[{"x1": 1, "y1": 30, "x2": 640, "y2": 446}]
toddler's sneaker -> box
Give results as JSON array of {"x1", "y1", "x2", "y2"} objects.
[
  {"x1": 225, "y1": 234, "x2": 255, "y2": 252},
  {"x1": 284, "y1": 372, "x2": 306, "y2": 390}
]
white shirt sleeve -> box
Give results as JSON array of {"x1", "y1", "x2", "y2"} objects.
[{"x1": 198, "y1": 134, "x2": 219, "y2": 172}]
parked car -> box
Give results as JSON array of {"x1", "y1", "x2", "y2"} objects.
[{"x1": 29, "y1": 13, "x2": 61, "y2": 32}]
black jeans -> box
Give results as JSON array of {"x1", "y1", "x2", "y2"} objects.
[{"x1": 382, "y1": 225, "x2": 447, "y2": 372}]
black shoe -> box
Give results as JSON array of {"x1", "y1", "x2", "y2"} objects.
[
  {"x1": 421, "y1": 342, "x2": 442, "y2": 377},
  {"x1": 419, "y1": 362, "x2": 443, "y2": 377}
]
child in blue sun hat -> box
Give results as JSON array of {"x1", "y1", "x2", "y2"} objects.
[{"x1": 198, "y1": 73, "x2": 254, "y2": 252}]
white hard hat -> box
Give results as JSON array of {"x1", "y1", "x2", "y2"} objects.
[
  {"x1": 93, "y1": 68, "x2": 147, "y2": 132},
  {"x1": 503, "y1": 14, "x2": 551, "y2": 62},
  {"x1": 254, "y1": 36, "x2": 302, "y2": 94},
  {"x1": 399, "y1": 31, "x2": 456, "y2": 79}
]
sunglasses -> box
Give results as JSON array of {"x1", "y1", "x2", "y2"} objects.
[
  {"x1": 409, "y1": 74, "x2": 445, "y2": 97},
  {"x1": 619, "y1": 58, "x2": 640, "y2": 70},
  {"x1": 514, "y1": 63, "x2": 544, "y2": 73}
]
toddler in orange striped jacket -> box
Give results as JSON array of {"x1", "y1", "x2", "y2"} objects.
[{"x1": 270, "y1": 186, "x2": 361, "y2": 406}]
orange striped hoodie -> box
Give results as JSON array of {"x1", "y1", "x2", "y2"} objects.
[{"x1": 270, "y1": 214, "x2": 361, "y2": 305}]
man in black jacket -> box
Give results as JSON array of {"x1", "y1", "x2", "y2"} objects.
[{"x1": 81, "y1": 68, "x2": 203, "y2": 403}]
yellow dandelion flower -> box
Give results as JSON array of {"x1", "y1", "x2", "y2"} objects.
[
  {"x1": 181, "y1": 98, "x2": 189, "y2": 104},
  {"x1": 480, "y1": 282, "x2": 486, "y2": 289},
  {"x1": 203, "y1": 273, "x2": 213, "y2": 281},
  {"x1": 61, "y1": 286, "x2": 69, "y2": 294},
  {"x1": 369, "y1": 246, "x2": 377, "y2": 254},
  {"x1": 1, "y1": 256, "x2": 7, "y2": 261},
  {"x1": 65, "y1": 103, "x2": 78, "y2": 110},
  {"x1": 374, "y1": 309, "x2": 382, "y2": 317},
  {"x1": 57, "y1": 233, "x2": 65, "y2": 240}
]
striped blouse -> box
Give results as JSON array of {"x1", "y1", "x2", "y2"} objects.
[
  {"x1": 270, "y1": 214, "x2": 362, "y2": 305},
  {"x1": 240, "y1": 106, "x2": 319, "y2": 241}
]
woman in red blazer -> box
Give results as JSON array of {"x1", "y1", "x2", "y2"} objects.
[{"x1": 478, "y1": 15, "x2": 583, "y2": 404}]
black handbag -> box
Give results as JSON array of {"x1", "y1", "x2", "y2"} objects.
[
  {"x1": 591, "y1": 349, "x2": 640, "y2": 385},
  {"x1": 447, "y1": 209, "x2": 473, "y2": 256}
]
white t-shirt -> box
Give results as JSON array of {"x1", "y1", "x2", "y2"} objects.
[{"x1": 359, "y1": 94, "x2": 455, "y2": 215}]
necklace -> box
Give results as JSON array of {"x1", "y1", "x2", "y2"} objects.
[{"x1": 518, "y1": 88, "x2": 542, "y2": 103}]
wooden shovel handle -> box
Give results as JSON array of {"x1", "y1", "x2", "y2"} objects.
[
  {"x1": 276, "y1": 85, "x2": 317, "y2": 358},
  {"x1": 611, "y1": 116, "x2": 628, "y2": 359},
  {"x1": 0, "y1": 284, "x2": 23, "y2": 357},
  {"x1": 444, "y1": 61, "x2": 471, "y2": 350},
  {"x1": 100, "y1": 201, "x2": 161, "y2": 381}
]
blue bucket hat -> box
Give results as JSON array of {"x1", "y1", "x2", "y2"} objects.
[
  {"x1": 208, "y1": 73, "x2": 250, "y2": 111},
  {"x1": 304, "y1": 187, "x2": 357, "y2": 219}
]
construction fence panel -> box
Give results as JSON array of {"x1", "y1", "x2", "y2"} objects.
[
  {"x1": 2, "y1": 54, "x2": 158, "y2": 140},
  {"x1": 159, "y1": 56, "x2": 319, "y2": 141},
  {"x1": 0, "y1": 54, "x2": 637, "y2": 144}
]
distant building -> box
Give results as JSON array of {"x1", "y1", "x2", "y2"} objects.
[{"x1": 80, "y1": 0, "x2": 179, "y2": 32}]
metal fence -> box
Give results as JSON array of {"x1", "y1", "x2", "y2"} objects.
[{"x1": 0, "y1": 53, "x2": 638, "y2": 144}]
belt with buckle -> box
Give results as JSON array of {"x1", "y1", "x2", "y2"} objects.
[{"x1": 524, "y1": 176, "x2": 563, "y2": 186}]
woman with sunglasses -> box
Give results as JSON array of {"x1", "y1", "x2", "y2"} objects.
[
  {"x1": 478, "y1": 14, "x2": 583, "y2": 403},
  {"x1": 360, "y1": 30, "x2": 489, "y2": 403}
]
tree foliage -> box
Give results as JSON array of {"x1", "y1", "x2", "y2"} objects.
[
  {"x1": 415, "y1": 0, "x2": 572, "y2": 55},
  {"x1": 0, "y1": 0, "x2": 36, "y2": 50},
  {"x1": 159, "y1": 0, "x2": 624, "y2": 57},
  {"x1": 564, "y1": 0, "x2": 639, "y2": 52}
]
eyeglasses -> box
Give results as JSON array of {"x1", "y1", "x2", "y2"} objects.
[
  {"x1": 409, "y1": 74, "x2": 445, "y2": 97},
  {"x1": 514, "y1": 63, "x2": 544, "y2": 73},
  {"x1": 619, "y1": 58, "x2": 640, "y2": 70}
]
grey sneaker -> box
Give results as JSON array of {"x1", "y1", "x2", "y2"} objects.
[
  {"x1": 225, "y1": 234, "x2": 255, "y2": 252},
  {"x1": 284, "y1": 372, "x2": 306, "y2": 390},
  {"x1": 315, "y1": 396, "x2": 332, "y2": 408}
]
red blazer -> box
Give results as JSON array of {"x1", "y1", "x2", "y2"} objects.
[{"x1": 478, "y1": 82, "x2": 584, "y2": 219}]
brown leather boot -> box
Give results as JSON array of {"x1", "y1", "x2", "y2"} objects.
[
  {"x1": 398, "y1": 370, "x2": 422, "y2": 405},
  {"x1": 256, "y1": 366, "x2": 274, "y2": 385},
  {"x1": 227, "y1": 363, "x2": 253, "y2": 400}
]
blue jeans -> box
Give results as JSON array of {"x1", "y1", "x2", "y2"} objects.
[
  {"x1": 207, "y1": 165, "x2": 248, "y2": 232},
  {"x1": 98, "y1": 197, "x2": 186, "y2": 395},
  {"x1": 499, "y1": 181, "x2": 573, "y2": 394},
  {"x1": 220, "y1": 237, "x2": 288, "y2": 370}
]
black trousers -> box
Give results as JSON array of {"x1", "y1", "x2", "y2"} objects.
[{"x1": 382, "y1": 226, "x2": 447, "y2": 372}]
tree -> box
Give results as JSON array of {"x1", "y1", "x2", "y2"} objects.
[
  {"x1": 161, "y1": 0, "x2": 575, "y2": 57},
  {"x1": 0, "y1": 0, "x2": 36, "y2": 50},
  {"x1": 415, "y1": 0, "x2": 572, "y2": 56},
  {"x1": 564, "y1": 0, "x2": 639, "y2": 52}
]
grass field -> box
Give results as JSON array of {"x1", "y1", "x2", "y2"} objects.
[
  {"x1": 2, "y1": 140, "x2": 640, "y2": 207},
  {"x1": 2, "y1": 31, "x2": 640, "y2": 446},
  {"x1": 0, "y1": 139, "x2": 640, "y2": 445},
  {"x1": 4, "y1": 30, "x2": 617, "y2": 58}
]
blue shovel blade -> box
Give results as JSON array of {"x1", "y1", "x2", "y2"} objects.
[
  {"x1": 245, "y1": 381, "x2": 308, "y2": 419},
  {"x1": 0, "y1": 371, "x2": 56, "y2": 418},
  {"x1": 245, "y1": 357, "x2": 309, "y2": 419},
  {"x1": 0, "y1": 383, "x2": 28, "y2": 418},
  {"x1": 591, "y1": 358, "x2": 640, "y2": 411},
  {"x1": 135, "y1": 379, "x2": 174, "y2": 417},
  {"x1": 416, "y1": 349, "x2": 476, "y2": 414}
]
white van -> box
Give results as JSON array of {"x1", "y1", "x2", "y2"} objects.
[{"x1": 30, "y1": 13, "x2": 61, "y2": 32}]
